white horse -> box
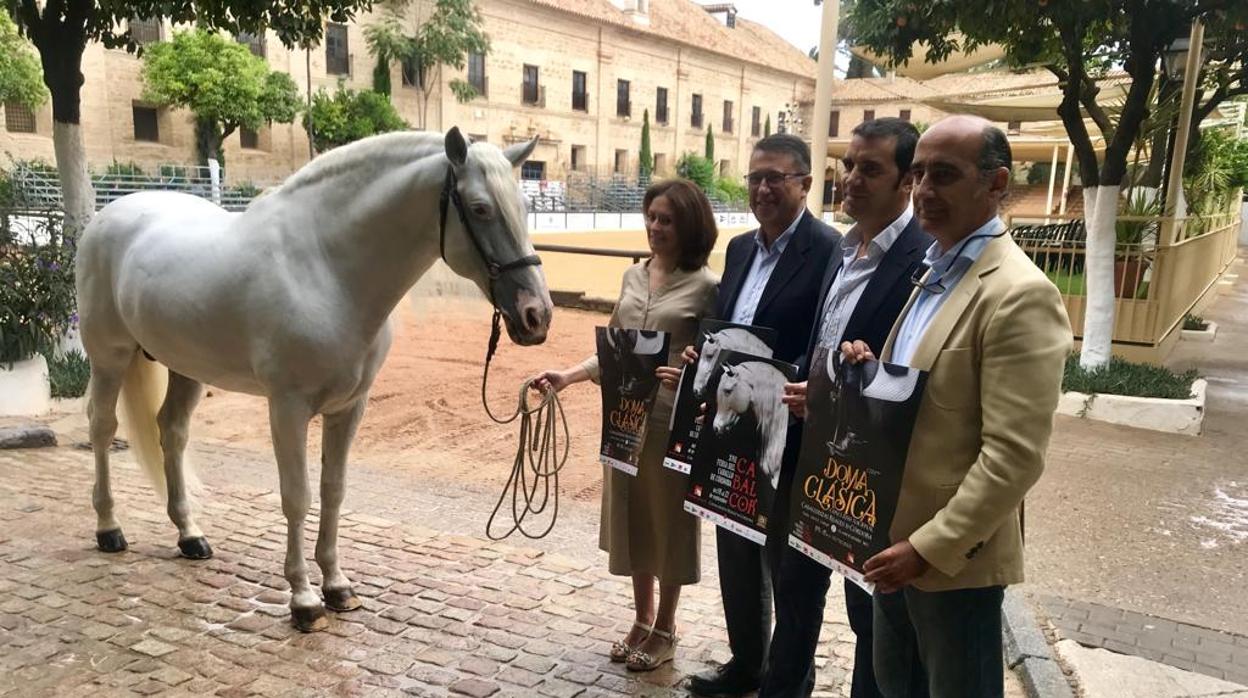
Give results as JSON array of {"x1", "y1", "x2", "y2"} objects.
[
  {"x1": 75, "y1": 128, "x2": 553, "y2": 632},
  {"x1": 712, "y1": 361, "x2": 789, "y2": 490},
  {"x1": 691, "y1": 328, "x2": 772, "y2": 398}
]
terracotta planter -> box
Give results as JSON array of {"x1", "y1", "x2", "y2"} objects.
[
  {"x1": 1113, "y1": 257, "x2": 1150, "y2": 299},
  {"x1": 0, "y1": 354, "x2": 51, "y2": 416}
]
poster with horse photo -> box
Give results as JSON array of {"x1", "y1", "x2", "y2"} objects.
[
  {"x1": 662, "y1": 320, "x2": 778, "y2": 475},
  {"x1": 788, "y1": 344, "x2": 928, "y2": 592},
  {"x1": 596, "y1": 327, "x2": 671, "y2": 476},
  {"x1": 683, "y1": 349, "x2": 797, "y2": 545}
]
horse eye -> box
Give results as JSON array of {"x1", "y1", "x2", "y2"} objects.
[{"x1": 471, "y1": 204, "x2": 492, "y2": 218}]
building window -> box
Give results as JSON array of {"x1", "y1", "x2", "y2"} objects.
[
  {"x1": 240, "y1": 127, "x2": 260, "y2": 150},
  {"x1": 4, "y1": 102, "x2": 36, "y2": 133},
  {"x1": 691, "y1": 94, "x2": 703, "y2": 129},
  {"x1": 572, "y1": 71, "x2": 588, "y2": 112},
  {"x1": 653, "y1": 153, "x2": 667, "y2": 174},
  {"x1": 520, "y1": 160, "x2": 545, "y2": 180},
  {"x1": 129, "y1": 17, "x2": 162, "y2": 45},
  {"x1": 132, "y1": 105, "x2": 159, "y2": 142},
  {"x1": 401, "y1": 55, "x2": 423, "y2": 88},
  {"x1": 468, "y1": 133, "x2": 488, "y2": 144},
  {"x1": 571, "y1": 145, "x2": 586, "y2": 171},
  {"x1": 236, "y1": 31, "x2": 265, "y2": 57},
  {"x1": 899, "y1": 109, "x2": 911, "y2": 122},
  {"x1": 1008, "y1": 120, "x2": 1022, "y2": 135},
  {"x1": 522, "y1": 64, "x2": 541, "y2": 106},
  {"x1": 863, "y1": 109, "x2": 875, "y2": 123},
  {"x1": 614, "y1": 149, "x2": 628, "y2": 174},
  {"x1": 751, "y1": 106, "x2": 761, "y2": 137},
  {"x1": 326, "y1": 23, "x2": 349, "y2": 75},
  {"x1": 829, "y1": 110, "x2": 840, "y2": 137},
  {"x1": 467, "y1": 52, "x2": 487, "y2": 97},
  {"x1": 616, "y1": 79, "x2": 631, "y2": 118},
  {"x1": 656, "y1": 87, "x2": 669, "y2": 125},
  {"x1": 722, "y1": 100, "x2": 734, "y2": 133}
]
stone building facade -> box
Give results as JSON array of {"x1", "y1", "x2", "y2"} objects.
[{"x1": 0, "y1": 0, "x2": 816, "y2": 186}]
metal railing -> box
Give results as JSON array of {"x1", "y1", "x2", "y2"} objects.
[
  {"x1": 1008, "y1": 200, "x2": 1242, "y2": 353},
  {"x1": 6, "y1": 162, "x2": 272, "y2": 212}
]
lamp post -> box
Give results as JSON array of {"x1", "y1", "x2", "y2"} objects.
[
  {"x1": 1161, "y1": 21, "x2": 1205, "y2": 242},
  {"x1": 807, "y1": 0, "x2": 840, "y2": 215}
]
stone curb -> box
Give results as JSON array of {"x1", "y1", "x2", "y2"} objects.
[
  {"x1": 549, "y1": 289, "x2": 615, "y2": 314},
  {"x1": 1002, "y1": 590, "x2": 1076, "y2": 698},
  {"x1": 1056, "y1": 378, "x2": 1206, "y2": 436}
]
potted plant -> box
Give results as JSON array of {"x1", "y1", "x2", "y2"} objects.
[
  {"x1": 0, "y1": 212, "x2": 78, "y2": 416},
  {"x1": 1114, "y1": 188, "x2": 1160, "y2": 299}
]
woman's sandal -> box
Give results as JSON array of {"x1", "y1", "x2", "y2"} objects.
[
  {"x1": 625, "y1": 626, "x2": 679, "y2": 672},
  {"x1": 609, "y1": 621, "x2": 653, "y2": 662}
]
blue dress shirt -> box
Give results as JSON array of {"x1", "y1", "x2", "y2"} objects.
[{"x1": 729, "y1": 210, "x2": 805, "y2": 325}]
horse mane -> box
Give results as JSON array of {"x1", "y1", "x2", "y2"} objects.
[
  {"x1": 741, "y1": 362, "x2": 788, "y2": 483},
  {"x1": 263, "y1": 131, "x2": 450, "y2": 199}
]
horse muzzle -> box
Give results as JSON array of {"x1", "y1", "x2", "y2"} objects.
[{"x1": 500, "y1": 288, "x2": 552, "y2": 346}]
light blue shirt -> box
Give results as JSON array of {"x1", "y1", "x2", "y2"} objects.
[
  {"x1": 817, "y1": 205, "x2": 913, "y2": 347},
  {"x1": 729, "y1": 209, "x2": 805, "y2": 325},
  {"x1": 891, "y1": 217, "x2": 1006, "y2": 366}
]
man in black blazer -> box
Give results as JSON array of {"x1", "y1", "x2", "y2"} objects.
[
  {"x1": 685, "y1": 136, "x2": 840, "y2": 697},
  {"x1": 762, "y1": 118, "x2": 933, "y2": 698}
]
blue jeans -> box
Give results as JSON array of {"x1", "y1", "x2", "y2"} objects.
[{"x1": 873, "y1": 585, "x2": 1004, "y2": 698}]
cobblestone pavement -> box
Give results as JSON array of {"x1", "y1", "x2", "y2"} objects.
[
  {"x1": 1038, "y1": 595, "x2": 1248, "y2": 686},
  {"x1": 0, "y1": 444, "x2": 866, "y2": 697}
]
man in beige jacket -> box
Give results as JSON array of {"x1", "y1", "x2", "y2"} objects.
[{"x1": 841, "y1": 115, "x2": 1072, "y2": 697}]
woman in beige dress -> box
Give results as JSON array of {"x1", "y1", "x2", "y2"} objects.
[{"x1": 532, "y1": 179, "x2": 718, "y2": 671}]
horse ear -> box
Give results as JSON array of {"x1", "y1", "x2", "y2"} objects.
[
  {"x1": 503, "y1": 136, "x2": 538, "y2": 167},
  {"x1": 445, "y1": 127, "x2": 468, "y2": 167}
]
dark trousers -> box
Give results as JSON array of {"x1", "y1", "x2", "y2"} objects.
[
  {"x1": 874, "y1": 585, "x2": 1005, "y2": 698},
  {"x1": 716, "y1": 429, "x2": 802, "y2": 679}
]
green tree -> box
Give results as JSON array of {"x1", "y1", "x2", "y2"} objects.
[
  {"x1": 0, "y1": 12, "x2": 45, "y2": 108},
  {"x1": 639, "y1": 108, "x2": 653, "y2": 180},
  {"x1": 5, "y1": 0, "x2": 371, "y2": 237},
  {"x1": 705, "y1": 125, "x2": 714, "y2": 161},
  {"x1": 365, "y1": 0, "x2": 490, "y2": 130},
  {"x1": 764, "y1": 113, "x2": 771, "y2": 137},
  {"x1": 676, "y1": 153, "x2": 715, "y2": 194},
  {"x1": 141, "y1": 29, "x2": 300, "y2": 166},
  {"x1": 301, "y1": 83, "x2": 409, "y2": 152},
  {"x1": 373, "y1": 56, "x2": 392, "y2": 96},
  {"x1": 846, "y1": 0, "x2": 1248, "y2": 370}
]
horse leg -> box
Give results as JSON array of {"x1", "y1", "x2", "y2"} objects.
[
  {"x1": 88, "y1": 354, "x2": 130, "y2": 552},
  {"x1": 268, "y1": 397, "x2": 325, "y2": 632},
  {"x1": 158, "y1": 372, "x2": 211, "y2": 559},
  {"x1": 318, "y1": 398, "x2": 366, "y2": 612}
]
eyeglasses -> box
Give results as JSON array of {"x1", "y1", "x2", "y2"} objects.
[{"x1": 744, "y1": 171, "x2": 809, "y2": 188}]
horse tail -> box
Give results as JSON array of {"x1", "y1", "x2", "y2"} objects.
[{"x1": 118, "y1": 352, "x2": 169, "y2": 497}]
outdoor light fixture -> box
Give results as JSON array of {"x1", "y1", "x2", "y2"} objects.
[{"x1": 1163, "y1": 32, "x2": 1205, "y2": 78}]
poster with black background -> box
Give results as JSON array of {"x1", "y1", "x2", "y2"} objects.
[
  {"x1": 684, "y1": 349, "x2": 797, "y2": 545},
  {"x1": 788, "y1": 344, "x2": 927, "y2": 592},
  {"x1": 596, "y1": 327, "x2": 671, "y2": 476},
  {"x1": 663, "y1": 320, "x2": 777, "y2": 475}
]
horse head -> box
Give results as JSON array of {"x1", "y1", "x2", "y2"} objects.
[
  {"x1": 712, "y1": 363, "x2": 750, "y2": 435},
  {"x1": 442, "y1": 127, "x2": 553, "y2": 346},
  {"x1": 692, "y1": 332, "x2": 723, "y2": 398}
]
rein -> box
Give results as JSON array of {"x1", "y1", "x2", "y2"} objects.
[{"x1": 439, "y1": 166, "x2": 567, "y2": 540}]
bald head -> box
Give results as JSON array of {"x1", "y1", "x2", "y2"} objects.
[{"x1": 911, "y1": 115, "x2": 1012, "y2": 247}]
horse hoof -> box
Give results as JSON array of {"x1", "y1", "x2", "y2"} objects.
[
  {"x1": 291, "y1": 605, "x2": 329, "y2": 633},
  {"x1": 96, "y1": 529, "x2": 128, "y2": 553},
  {"x1": 178, "y1": 537, "x2": 214, "y2": 560},
  {"x1": 324, "y1": 586, "x2": 363, "y2": 612}
]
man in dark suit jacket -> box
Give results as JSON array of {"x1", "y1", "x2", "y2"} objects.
[
  {"x1": 761, "y1": 118, "x2": 932, "y2": 698},
  {"x1": 683, "y1": 136, "x2": 839, "y2": 697}
]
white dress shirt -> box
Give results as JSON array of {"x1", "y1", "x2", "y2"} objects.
[
  {"x1": 729, "y1": 209, "x2": 805, "y2": 325},
  {"x1": 816, "y1": 205, "x2": 913, "y2": 347}
]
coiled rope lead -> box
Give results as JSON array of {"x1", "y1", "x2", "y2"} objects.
[{"x1": 480, "y1": 309, "x2": 570, "y2": 540}]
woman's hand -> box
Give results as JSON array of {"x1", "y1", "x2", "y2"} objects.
[
  {"x1": 680, "y1": 345, "x2": 699, "y2": 365},
  {"x1": 656, "y1": 365, "x2": 683, "y2": 389},
  {"x1": 531, "y1": 369, "x2": 572, "y2": 394}
]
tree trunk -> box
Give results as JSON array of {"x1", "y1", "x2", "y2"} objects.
[
  {"x1": 40, "y1": 40, "x2": 94, "y2": 236},
  {"x1": 1079, "y1": 184, "x2": 1119, "y2": 370}
]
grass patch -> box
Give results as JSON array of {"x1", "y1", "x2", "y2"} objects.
[
  {"x1": 46, "y1": 350, "x2": 90, "y2": 398},
  {"x1": 1045, "y1": 269, "x2": 1086, "y2": 295},
  {"x1": 1063, "y1": 353, "x2": 1198, "y2": 400}
]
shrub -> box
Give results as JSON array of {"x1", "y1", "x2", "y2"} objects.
[
  {"x1": 676, "y1": 153, "x2": 715, "y2": 195},
  {"x1": 0, "y1": 214, "x2": 77, "y2": 363},
  {"x1": 104, "y1": 161, "x2": 145, "y2": 177},
  {"x1": 1182, "y1": 314, "x2": 1208, "y2": 331},
  {"x1": 46, "y1": 349, "x2": 90, "y2": 398},
  {"x1": 1062, "y1": 353, "x2": 1198, "y2": 400},
  {"x1": 714, "y1": 175, "x2": 748, "y2": 206}
]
